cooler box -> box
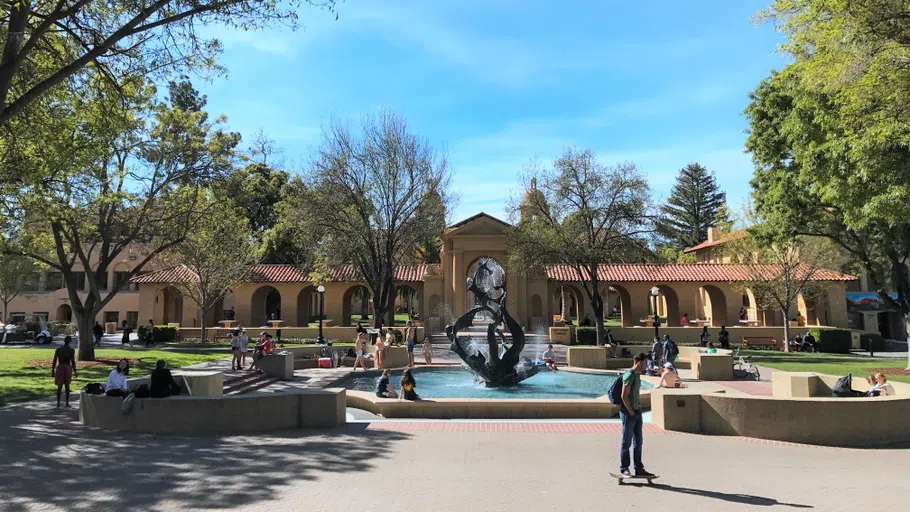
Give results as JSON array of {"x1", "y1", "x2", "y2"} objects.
[{"x1": 317, "y1": 357, "x2": 332, "y2": 369}]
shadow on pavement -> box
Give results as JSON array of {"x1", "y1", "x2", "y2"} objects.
[
  {"x1": 643, "y1": 483, "x2": 813, "y2": 508},
  {"x1": 0, "y1": 396, "x2": 411, "y2": 511}
]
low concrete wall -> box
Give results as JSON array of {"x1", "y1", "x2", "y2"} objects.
[
  {"x1": 127, "y1": 371, "x2": 223, "y2": 397},
  {"x1": 689, "y1": 352, "x2": 734, "y2": 380},
  {"x1": 80, "y1": 388, "x2": 346, "y2": 435},
  {"x1": 566, "y1": 346, "x2": 613, "y2": 369},
  {"x1": 260, "y1": 353, "x2": 294, "y2": 379},
  {"x1": 652, "y1": 374, "x2": 910, "y2": 447},
  {"x1": 605, "y1": 326, "x2": 835, "y2": 344},
  {"x1": 181, "y1": 327, "x2": 424, "y2": 342}
]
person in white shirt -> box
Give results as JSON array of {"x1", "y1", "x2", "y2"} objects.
[
  {"x1": 867, "y1": 373, "x2": 895, "y2": 396},
  {"x1": 542, "y1": 344, "x2": 559, "y2": 371},
  {"x1": 656, "y1": 363, "x2": 682, "y2": 388},
  {"x1": 105, "y1": 358, "x2": 130, "y2": 397}
]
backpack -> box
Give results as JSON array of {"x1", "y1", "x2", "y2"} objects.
[
  {"x1": 667, "y1": 339, "x2": 679, "y2": 357},
  {"x1": 832, "y1": 373, "x2": 864, "y2": 397},
  {"x1": 608, "y1": 370, "x2": 630, "y2": 404},
  {"x1": 83, "y1": 383, "x2": 105, "y2": 395}
]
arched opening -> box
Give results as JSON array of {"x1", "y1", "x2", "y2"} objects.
[
  {"x1": 395, "y1": 285, "x2": 420, "y2": 325},
  {"x1": 296, "y1": 286, "x2": 318, "y2": 327},
  {"x1": 342, "y1": 285, "x2": 373, "y2": 327},
  {"x1": 162, "y1": 286, "x2": 184, "y2": 325},
  {"x1": 798, "y1": 291, "x2": 829, "y2": 326},
  {"x1": 251, "y1": 286, "x2": 281, "y2": 326},
  {"x1": 602, "y1": 284, "x2": 633, "y2": 327},
  {"x1": 698, "y1": 285, "x2": 728, "y2": 327},
  {"x1": 203, "y1": 297, "x2": 225, "y2": 327},
  {"x1": 553, "y1": 285, "x2": 582, "y2": 324},
  {"x1": 531, "y1": 294, "x2": 543, "y2": 318},
  {"x1": 648, "y1": 285, "x2": 680, "y2": 326},
  {"x1": 55, "y1": 304, "x2": 72, "y2": 324}
]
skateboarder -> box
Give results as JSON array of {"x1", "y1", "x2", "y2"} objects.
[
  {"x1": 619, "y1": 353, "x2": 655, "y2": 478},
  {"x1": 51, "y1": 336, "x2": 77, "y2": 408}
]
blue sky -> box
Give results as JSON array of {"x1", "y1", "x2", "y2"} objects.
[{"x1": 199, "y1": 0, "x2": 787, "y2": 223}]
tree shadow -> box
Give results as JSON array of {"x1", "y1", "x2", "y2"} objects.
[
  {"x1": 0, "y1": 396, "x2": 411, "y2": 511},
  {"x1": 636, "y1": 483, "x2": 813, "y2": 508}
]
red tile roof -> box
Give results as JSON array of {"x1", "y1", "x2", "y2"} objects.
[
  {"x1": 132, "y1": 264, "x2": 433, "y2": 284},
  {"x1": 545, "y1": 263, "x2": 855, "y2": 282}
]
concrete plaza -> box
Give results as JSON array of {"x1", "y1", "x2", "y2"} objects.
[{"x1": 1, "y1": 395, "x2": 906, "y2": 512}]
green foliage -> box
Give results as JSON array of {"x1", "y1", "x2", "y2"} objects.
[
  {"x1": 152, "y1": 326, "x2": 178, "y2": 343},
  {"x1": 654, "y1": 245, "x2": 696, "y2": 264},
  {"x1": 859, "y1": 333, "x2": 886, "y2": 352},
  {"x1": 656, "y1": 163, "x2": 729, "y2": 250},
  {"x1": 808, "y1": 328, "x2": 852, "y2": 354},
  {"x1": 575, "y1": 327, "x2": 597, "y2": 346},
  {"x1": 0, "y1": 251, "x2": 38, "y2": 319}
]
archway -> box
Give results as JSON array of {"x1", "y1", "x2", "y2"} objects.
[
  {"x1": 531, "y1": 294, "x2": 543, "y2": 318},
  {"x1": 342, "y1": 285, "x2": 371, "y2": 327},
  {"x1": 296, "y1": 286, "x2": 318, "y2": 327},
  {"x1": 162, "y1": 286, "x2": 184, "y2": 325},
  {"x1": 203, "y1": 297, "x2": 225, "y2": 327},
  {"x1": 251, "y1": 286, "x2": 281, "y2": 326},
  {"x1": 799, "y1": 291, "x2": 830, "y2": 326},
  {"x1": 395, "y1": 285, "x2": 420, "y2": 325},
  {"x1": 698, "y1": 285, "x2": 728, "y2": 326},
  {"x1": 602, "y1": 284, "x2": 633, "y2": 327},
  {"x1": 648, "y1": 285, "x2": 680, "y2": 326},
  {"x1": 55, "y1": 304, "x2": 72, "y2": 323},
  {"x1": 553, "y1": 285, "x2": 582, "y2": 324}
]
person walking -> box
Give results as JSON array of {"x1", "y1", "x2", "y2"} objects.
[
  {"x1": 619, "y1": 353, "x2": 655, "y2": 478},
  {"x1": 92, "y1": 321, "x2": 104, "y2": 347},
  {"x1": 51, "y1": 336, "x2": 77, "y2": 408},
  {"x1": 662, "y1": 334, "x2": 678, "y2": 365},
  {"x1": 405, "y1": 320, "x2": 416, "y2": 367}
]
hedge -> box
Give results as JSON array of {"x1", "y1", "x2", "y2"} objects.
[
  {"x1": 152, "y1": 326, "x2": 177, "y2": 342},
  {"x1": 860, "y1": 332, "x2": 887, "y2": 352},
  {"x1": 575, "y1": 327, "x2": 597, "y2": 346},
  {"x1": 808, "y1": 328, "x2": 852, "y2": 354}
]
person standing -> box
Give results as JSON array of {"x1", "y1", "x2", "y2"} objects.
[
  {"x1": 92, "y1": 321, "x2": 104, "y2": 347},
  {"x1": 145, "y1": 319, "x2": 155, "y2": 346},
  {"x1": 699, "y1": 326, "x2": 710, "y2": 347},
  {"x1": 718, "y1": 325, "x2": 730, "y2": 349},
  {"x1": 649, "y1": 337, "x2": 663, "y2": 375},
  {"x1": 421, "y1": 335, "x2": 433, "y2": 365},
  {"x1": 51, "y1": 336, "x2": 77, "y2": 408},
  {"x1": 121, "y1": 321, "x2": 133, "y2": 348},
  {"x1": 619, "y1": 353, "x2": 655, "y2": 478},
  {"x1": 353, "y1": 331, "x2": 369, "y2": 370},
  {"x1": 405, "y1": 321, "x2": 416, "y2": 367},
  {"x1": 230, "y1": 330, "x2": 244, "y2": 370},
  {"x1": 662, "y1": 334, "x2": 678, "y2": 365}
]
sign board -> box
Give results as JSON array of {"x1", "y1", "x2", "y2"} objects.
[{"x1": 549, "y1": 327, "x2": 572, "y2": 345}]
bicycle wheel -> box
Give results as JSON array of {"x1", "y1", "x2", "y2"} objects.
[
  {"x1": 733, "y1": 363, "x2": 748, "y2": 378},
  {"x1": 750, "y1": 364, "x2": 761, "y2": 381}
]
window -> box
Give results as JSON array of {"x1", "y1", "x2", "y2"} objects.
[
  {"x1": 70, "y1": 272, "x2": 86, "y2": 291},
  {"x1": 114, "y1": 272, "x2": 135, "y2": 291},
  {"x1": 126, "y1": 311, "x2": 139, "y2": 329},
  {"x1": 98, "y1": 272, "x2": 109, "y2": 291},
  {"x1": 10, "y1": 312, "x2": 25, "y2": 324},
  {"x1": 46, "y1": 272, "x2": 64, "y2": 291},
  {"x1": 24, "y1": 273, "x2": 41, "y2": 291}
]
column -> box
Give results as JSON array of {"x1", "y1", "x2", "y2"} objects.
[{"x1": 453, "y1": 250, "x2": 464, "y2": 317}]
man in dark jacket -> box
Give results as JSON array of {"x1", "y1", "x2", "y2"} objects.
[{"x1": 149, "y1": 360, "x2": 181, "y2": 398}]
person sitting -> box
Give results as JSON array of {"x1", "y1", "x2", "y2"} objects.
[
  {"x1": 796, "y1": 313, "x2": 806, "y2": 326},
  {"x1": 866, "y1": 373, "x2": 895, "y2": 396},
  {"x1": 703, "y1": 342, "x2": 717, "y2": 354},
  {"x1": 542, "y1": 344, "x2": 559, "y2": 371},
  {"x1": 375, "y1": 369, "x2": 397, "y2": 398},
  {"x1": 149, "y1": 360, "x2": 181, "y2": 398},
  {"x1": 105, "y1": 358, "x2": 130, "y2": 397},
  {"x1": 802, "y1": 332, "x2": 818, "y2": 352},
  {"x1": 680, "y1": 313, "x2": 689, "y2": 326},
  {"x1": 581, "y1": 315, "x2": 593, "y2": 327},
  {"x1": 656, "y1": 363, "x2": 682, "y2": 388},
  {"x1": 699, "y1": 326, "x2": 710, "y2": 347},
  {"x1": 399, "y1": 368, "x2": 420, "y2": 400},
  {"x1": 249, "y1": 333, "x2": 274, "y2": 372},
  {"x1": 739, "y1": 307, "x2": 748, "y2": 321}
]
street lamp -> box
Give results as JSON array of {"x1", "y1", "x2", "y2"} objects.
[
  {"x1": 317, "y1": 285, "x2": 326, "y2": 345},
  {"x1": 650, "y1": 286, "x2": 661, "y2": 339}
]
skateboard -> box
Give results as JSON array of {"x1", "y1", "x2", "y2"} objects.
[{"x1": 609, "y1": 472, "x2": 660, "y2": 485}]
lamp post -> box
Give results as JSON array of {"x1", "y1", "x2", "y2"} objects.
[
  {"x1": 650, "y1": 286, "x2": 661, "y2": 339},
  {"x1": 317, "y1": 285, "x2": 326, "y2": 345}
]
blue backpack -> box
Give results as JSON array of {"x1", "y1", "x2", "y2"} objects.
[{"x1": 608, "y1": 370, "x2": 630, "y2": 404}]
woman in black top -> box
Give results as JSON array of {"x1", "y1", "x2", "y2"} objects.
[{"x1": 399, "y1": 369, "x2": 420, "y2": 401}]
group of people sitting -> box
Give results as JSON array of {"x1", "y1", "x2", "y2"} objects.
[
  {"x1": 375, "y1": 368, "x2": 420, "y2": 400},
  {"x1": 102, "y1": 357, "x2": 182, "y2": 399},
  {"x1": 230, "y1": 328, "x2": 274, "y2": 372}
]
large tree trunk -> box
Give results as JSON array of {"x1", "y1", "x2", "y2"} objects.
[
  {"x1": 2, "y1": 299, "x2": 8, "y2": 323},
  {"x1": 360, "y1": 289, "x2": 369, "y2": 320},
  {"x1": 200, "y1": 310, "x2": 207, "y2": 344},
  {"x1": 560, "y1": 286, "x2": 569, "y2": 321},
  {"x1": 76, "y1": 309, "x2": 97, "y2": 361}
]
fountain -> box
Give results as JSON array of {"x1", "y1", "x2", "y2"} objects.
[{"x1": 446, "y1": 258, "x2": 539, "y2": 387}]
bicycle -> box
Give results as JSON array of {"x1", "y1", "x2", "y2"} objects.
[{"x1": 732, "y1": 348, "x2": 761, "y2": 380}]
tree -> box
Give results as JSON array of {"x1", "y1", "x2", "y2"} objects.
[
  {"x1": 163, "y1": 193, "x2": 256, "y2": 343},
  {"x1": 656, "y1": 163, "x2": 729, "y2": 250},
  {"x1": 508, "y1": 148, "x2": 654, "y2": 346},
  {"x1": 745, "y1": 69, "x2": 910, "y2": 366},
  {"x1": 300, "y1": 112, "x2": 452, "y2": 328},
  {"x1": 725, "y1": 212, "x2": 836, "y2": 352},
  {"x1": 0, "y1": 0, "x2": 337, "y2": 126},
  {"x1": 0, "y1": 251, "x2": 37, "y2": 322},
  {"x1": 258, "y1": 176, "x2": 321, "y2": 266},
  {"x1": 218, "y1": 161, "x2": 292, "y2": 258},
  {"x1": 0, "y1": 77, "x2": 238, "y2": 360}
]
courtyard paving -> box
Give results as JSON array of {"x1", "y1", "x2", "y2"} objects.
[{"x1": 1, "y1": 394, "x2": 907, "y2": 512}]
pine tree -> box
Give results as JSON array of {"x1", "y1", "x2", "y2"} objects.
[{"x1": 656, "y1": 163, "x2": 729, "y2": 249}]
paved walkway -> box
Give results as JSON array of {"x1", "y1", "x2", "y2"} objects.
[{"x1": 1, "y1": 396, "x2": 907, "y2": 512}]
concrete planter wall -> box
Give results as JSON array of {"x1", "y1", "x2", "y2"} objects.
[{"x1": 566, "y1": 346, "x2": 613, "y2": 369}]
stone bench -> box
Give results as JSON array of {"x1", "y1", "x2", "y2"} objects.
[
  {"x1": 127, "y1": 370, "x2": 223, "y2": 397},
  {"x1": 80, "y1": 388, "x2": 346, "y2": 435},
  {"x1": 259, "y1": 352, "x2": 294, "y2": 379}
]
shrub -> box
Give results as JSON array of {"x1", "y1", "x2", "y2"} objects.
[
  {"x1": 809, "y1": 328, "x2": 852, "y2": 354},
  {"x1": 152, "y1": 325, "x2": 177, "y2": 342},
  {"x1": 575, "y1": 327, "x2": 597, "y2": 345},
  {"x1": 860, "y1": 332, "x2": 887, "y2": 352}
]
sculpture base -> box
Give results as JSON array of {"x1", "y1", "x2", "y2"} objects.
[{"x1": 451, "y1": 342, "x2": 540, "y2": 387}]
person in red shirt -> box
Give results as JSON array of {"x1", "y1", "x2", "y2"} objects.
[{"x1": 249, "y1": 333, "x2": 274, "y2": 372}]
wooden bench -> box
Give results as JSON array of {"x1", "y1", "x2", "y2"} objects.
[{"x1": 742, "y1": 337, "x2": 778, "y2": 350}]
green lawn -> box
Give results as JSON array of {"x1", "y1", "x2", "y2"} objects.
[
  {"x1": 0, "y1": 348, "x2": 228, "y2": 407},
  {"x1": 747, "y1": 352, "x2": 910, "y2": 384}
]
